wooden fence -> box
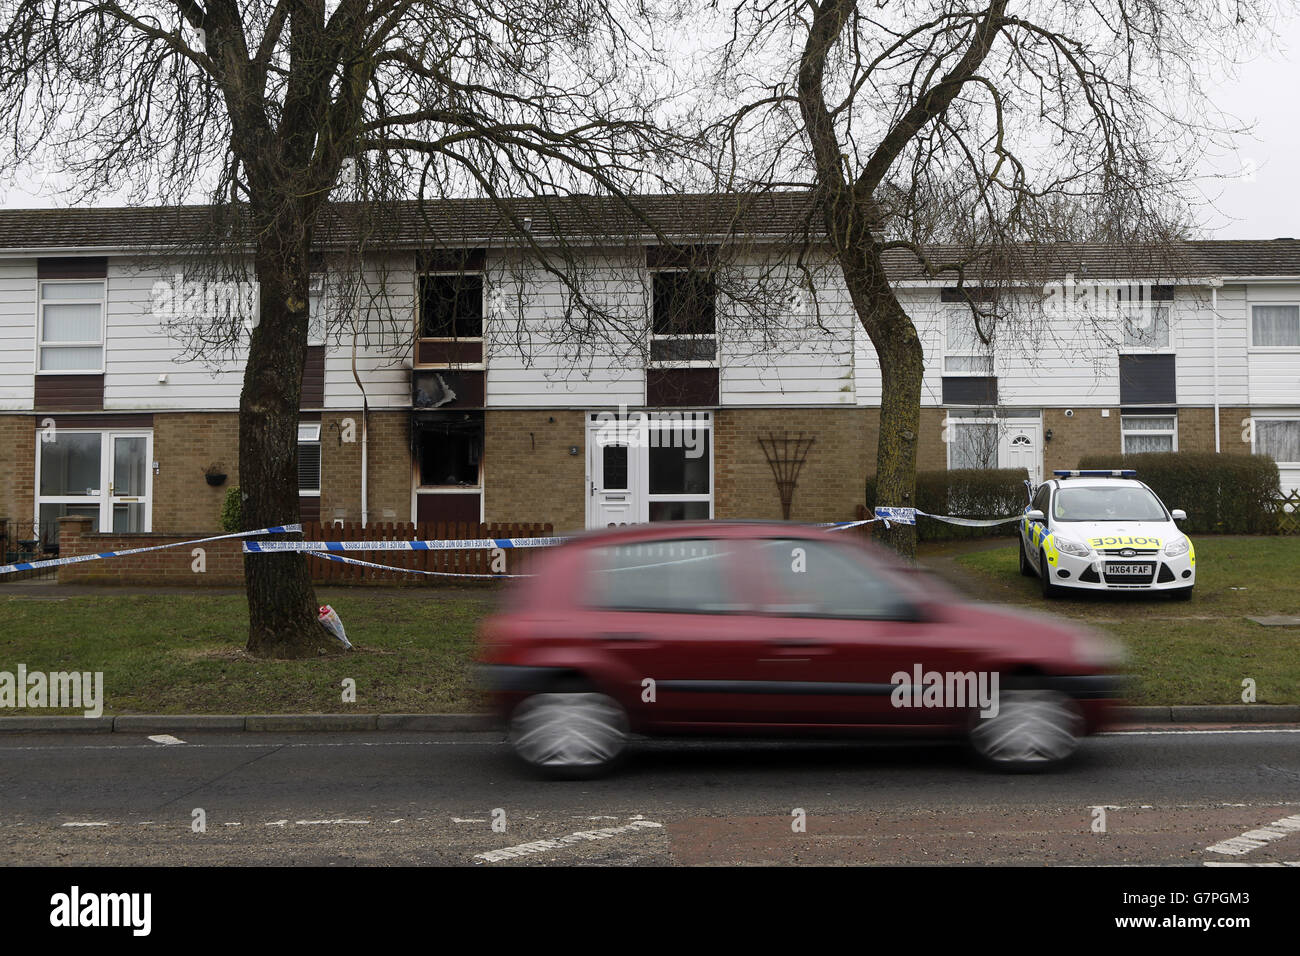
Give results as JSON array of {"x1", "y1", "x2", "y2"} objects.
[
  {"x1": 301, "y1": 521, "x2": 557, "y2": 584},
  {"x1": 1273, "y1": 492, "x2": 1300, "y2": 535}
]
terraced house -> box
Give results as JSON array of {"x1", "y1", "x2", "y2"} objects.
[{"x1": 0, "y1": 195, "x2": 1298, "y2": 552}]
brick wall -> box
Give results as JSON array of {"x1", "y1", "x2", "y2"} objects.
[
  {"x1": 483, "y1": 409, "x2": 585, "y2": 530},
  {"x1": 713, "y1": 408, "x2": 876, "y2": 521},
  {"x1": 152, "y1": 413, "x2": 241, "y2": 531},
  {"x1": 320, "y1": 410, "x2": 412, "y2": 524},
  {"x1": 56, "y1": 515, "x2": 245, "y2": 585},
  {"x1": 0, "y1": 415, "x2": 35, "y2": 534},
  {"x1": 1043, "y1": 407, "x2": 1122, "y2": 472}
]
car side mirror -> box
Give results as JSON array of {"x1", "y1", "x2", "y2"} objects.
[
  {"x1": 1170, "y1": 509, "x2": 1187, "y2": 521},
  {"x1": 1025, "y1": 509, "x2": 1045, "y2": 522}
]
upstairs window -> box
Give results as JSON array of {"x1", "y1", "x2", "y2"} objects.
[
  {"x1": 1251, "y1": 305, "x2": 1300, "y2": 348},
  {"x1": 944, "y1": 311, "x2": 994, "y2": 375},
  {"x1": 419, "y1": 273, "x2": 484, "y2": 339},
  {"x1": 308, "y1": 274, "x2": 326, "y2": 346},
  {"x1": 38, "y1": 281, "x2": 105, "y2": 372},
  {"x1": 1119, "y1": 285, "x2": 1173, "y2": 350},
  {"x1": 651, "y1": 270, "x2": 717, "y2": 363}
]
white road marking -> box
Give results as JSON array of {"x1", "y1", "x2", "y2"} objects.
[
  {"x1": 1205, "y1": 813, "x2": 1300, "y2": 856},
  {"x1": 264, "y1": 820, "x2": 288, "y2": 827},
  {"x1": 1205, "y1": 861, "x2": 1300, "y2": 866},
  {"x1": 61, "y1": 822, "x2": 110, "y2": 827},
  {"x1": 452, "y1": 818, "x2": 487, "y2": 823},
  {"x1": 147, "y1": 734, "x2": 186, "y2": 745},
  {"x1": 294, "y1": 819, "x2": 370, "y2": 826},
  {"x1": 223, "y1": 822, "x2": 242, "y2": 827},
  {"x1": 1103, "y1": 728, "x2": 1300, "y2": 736},
  {"x1": 474, "y1": 820, "x2": 663, "y2": 863}
]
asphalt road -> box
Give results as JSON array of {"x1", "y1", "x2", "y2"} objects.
[{"x1": 2, "y1": 727, "x2": 1299, "y2": 866}]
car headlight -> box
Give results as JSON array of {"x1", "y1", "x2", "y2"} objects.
[
  {"x1": 1164, "y1": 536, "x2": 1190, "y2": 557},
  {"x1": 1055, "y1": 537, "x2": 1091, "y2": 557}
]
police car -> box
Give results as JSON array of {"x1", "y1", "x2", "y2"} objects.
[{"x1": 1019, "y1": 470, "x2": 1195, "y2": 599}]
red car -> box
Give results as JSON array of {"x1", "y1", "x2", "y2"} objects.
[{"x1": 476, "y1": 522, "x2": 1124, "y2": 777}]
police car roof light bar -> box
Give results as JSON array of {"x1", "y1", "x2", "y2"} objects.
[{"x1": 1052, "y1": 469, "x2": 1137, "y2": 478}]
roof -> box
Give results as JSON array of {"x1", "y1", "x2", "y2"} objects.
[{"x1": 0, "y1": 192, "x2": 1297, "y2": 279}]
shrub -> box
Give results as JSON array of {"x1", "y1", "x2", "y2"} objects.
[
  {"x1": 1074, "y1": 452, "x2": 1281, "y2": 534},
  {"x1": 865, "y1": 467, "x2": 1031, "y2": 541},
  {"x1": 220, "y1": 486, "x2": 242, "y2": 533}
]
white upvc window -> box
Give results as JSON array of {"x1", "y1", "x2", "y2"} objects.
[
  {"x1": 943, "y1": 310, "x2": 994, "y2": 375},
  {"x1": 1121, "y1": 302, "x2": 1172, "y2": 350},
  {"x1": 649, "y1": 269, "x2": 718, "y2": 367},
  {"x1": 947, "y1": 417, "x2": 999, "y2": 469},
  {"x1": 1253, "y1": 417, "x2": 1300, "y2": 466},
  {"x1": 297, "y1": 423, "x2": 322, "y2": 495},
  {"x1": 37, "y1": 280, "x2": 106, "y2": 373},
  {"x1": 1121, "y1": 415, "x2": 1178, "y2": 453},
  {"x1": 308, "y1": 273, "x2": 326, "y2": 346},
  {"x1": 1249, "y1": 304, "x2": 1300, "y2": 349}
]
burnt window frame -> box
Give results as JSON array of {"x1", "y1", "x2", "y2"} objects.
[
  {"x1": 418, "y1": 271, "x2": 485, "y2": 341},
  {"x1": 649, "y1": 268, "x2": 719, "y2": 367}
]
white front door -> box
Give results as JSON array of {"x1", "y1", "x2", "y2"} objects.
[
  {"x1": 587, "y1": 424, "x2": 642, "y2": 528},
  {"x1": 35, "y1": 429, "x2": 153, "y2": 545},
  {"x1": 999, "y1": 419, "x2": 1042, "y2": 484}
]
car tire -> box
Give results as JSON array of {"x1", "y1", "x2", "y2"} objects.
[
  {"x1": 508, "y1": 692, "x2": 629, "y2": 779},
  {"x1": 1018, "y1": 536, "x2": 1036, "y2": 577},
  {"x1": 1169, "y1": 586, "x2": 1193, "y2": 601},
  {"x1": 968, "y1": 689, "x2": 1084, "y2": 772},
  {"x1": 1039, "y1": 549, "x2": 1061, "y2": 598}
]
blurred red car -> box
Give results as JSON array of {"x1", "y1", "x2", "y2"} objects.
[{"x1": 476, "y1": 522, "x2": 1125, "y2": 777}]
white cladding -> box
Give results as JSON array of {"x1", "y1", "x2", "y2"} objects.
[
  {"x1": 0, "y1": 258, "x2": 35, "y2": 410},
  {"x1": 0, "y1": 250, "x2": 1295, "y2": 416}
]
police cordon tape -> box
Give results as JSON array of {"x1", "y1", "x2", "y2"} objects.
[
  {"x1": 0, "y1": 512, "x2": 1019, "y2": 579},
  {"x1": 0, "y1": 524, "x2": 304, "y2": 577}
]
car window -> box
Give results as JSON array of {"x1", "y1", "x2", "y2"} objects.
[
  {"x1": 748, "y1": 539, "x2": 914, "y2": 619},
  {"x1": 1053, "y1": 485, "x2": 1167, "y2": 522},
  {"x1": 1032, "y1": 485, "x2": 1050, "y2": 516},
  {"x1": 584, "y1": 539, "x2": 747, "y2": 613}
]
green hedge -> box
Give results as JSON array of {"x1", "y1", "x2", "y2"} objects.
[
  {"x1": 866, "y1": 468, "x2": 1031, "y2": 541},
  {"x1": 1074, "y1": 452, "x2": 1281, "y2": 534}
]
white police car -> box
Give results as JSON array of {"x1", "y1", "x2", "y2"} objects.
[{"x1": 1019, "y1": 470, "x2": 1195, "y2": 599}]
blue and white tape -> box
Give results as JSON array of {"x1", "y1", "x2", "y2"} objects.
[
  {"x1": 0, "y1": 524, "x2": 303, "y2": 577},
  {"x1": 306, "y1": 551, "x2": 533, "y2": 579},
  {"x1": 244, "y1": 534, "x2": 568, "y2": 554}
]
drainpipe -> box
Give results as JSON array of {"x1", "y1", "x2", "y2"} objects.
[
  {"x1": 1209, "y1": 277, "x2": 1223, "y2": 453},
  {"x1": 350, "y1": 293, "x2": 370, "y2": 528}
]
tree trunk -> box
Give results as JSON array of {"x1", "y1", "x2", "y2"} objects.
[
  {"x1": 831, "y1": 223, "x2": 926, "y2": 560},
  {"x1": 240, "y1": 234, "x2": 331, "y2": 658}
]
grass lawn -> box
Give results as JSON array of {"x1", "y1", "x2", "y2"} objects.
[
  {"x1": 0, "y1": 589, "x2": 496, "y2": 716},
  {"x1": 953, "y1": 536, "x2": 1300, "y2": 705}
]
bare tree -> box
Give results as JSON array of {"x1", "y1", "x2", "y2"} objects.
[
  {"x1": 702, "y1": 0, "x2": 1271, "y2": 556},
  {"x1": 0, "y1": 0, "x2": 681, "y2": 656}
]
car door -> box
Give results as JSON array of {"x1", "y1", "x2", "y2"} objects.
[
  {"x1": 735, "y1": 537, "x2": 971, "y2": 728},
  {"x1": 1024, "y1": 483, "x2": 1053, "y2": 571},
  {"x1": 576, "y1": 535, "x2": 772, "y2": 729}
]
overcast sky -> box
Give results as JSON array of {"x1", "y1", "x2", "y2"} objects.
[{"x1": 1, "y1": 11, "x2": 1296, "y2": 241}]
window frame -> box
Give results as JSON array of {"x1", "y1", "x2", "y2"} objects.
[
  {"x1": 35, "y1": 278, "x2": 107, "y2": 375},
  {"x1": 307, "y1": 273, "x2": 327, "y2": 347},
  {"x1": 946, "y1": 415, "x2": 1000, "y2": 471},
  {"x1": 1252, "y1": 415, "x2": 1300, "y2": 467},
  {"x1": 1120, "y1": 414, "x2": 1179, "y2": 454},
  {"x1": 33, "y1": 427, "x2": 154, "y2": 544},
  {"x1": 648, "y1": 268, "x2": 719, "y2": 369},
  {"x1": 417, "y1": 270, "x2": 486, "y2": 342},
  {"x1": 943, "y1": 307, "x2": 995, "y2": 377},
  {"x1": 1248, "y1": 302, "x2": 1300, "y2": 351},
  {"x1": 644, "y1": 412, "x2": 714, "y2": 520},
  {"x1": 297, "y1": 422, "x2": 322, "y2": 496}
]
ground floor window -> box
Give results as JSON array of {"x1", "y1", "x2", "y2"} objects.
[
  {"x1": 588, "y1": 410, "x2": 713, "y2": 527},
  {"x1": 412, "y1": 411, "x2": 484, "y2": 524},
  {"x1": 35, "y1": 429, "x2": 152, "y2": 547},
  {"x1": 943, "y1": 408, "x2": 1042, "y2": 484},
  {"x1": 1254, "y1": 417, "x2": 1300, "y2": 465},
  {"x1": 1121, "y1": 413, "x2": 1177, "y2": 453}
]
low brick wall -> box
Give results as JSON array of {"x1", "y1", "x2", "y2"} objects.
[{"x1": 56, "y1": 516, "x2": 245, "y2": 586}]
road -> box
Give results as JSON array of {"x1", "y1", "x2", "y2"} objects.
[{"x1": 2, "y1": 727, "x2": 1299, "y2": 866}]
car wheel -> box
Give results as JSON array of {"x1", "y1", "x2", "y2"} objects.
[
  {"x1": 968, "y1": 689, "x2": 1084, "y2": 772},
  {"x1": 508, "y1": 692, "x2": 629, "y2": 779},
  {"x1": 1169, "y1": 586, "x2": 1193, "y2": 601},
  {"x1": 1018, "y1": 536, "x2": 1036, "y2": 577},
  {"x1": 1039, "y1": 549, "x2": 1061, "y2": 598}
]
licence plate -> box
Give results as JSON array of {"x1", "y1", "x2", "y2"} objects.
[{"x1": 1105, "y1": 563, "x2": 1153, "y2": 576}]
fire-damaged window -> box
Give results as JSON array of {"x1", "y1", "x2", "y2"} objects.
[
  {"x1": 419, "y1": 273, "x2": 483, "y2": 339},
  {"x1": 414, "y1": 411, "x2": 483, "y2": 487},
  {"x1": 651, "y1": 270, "x2": 718, "y2": 363}
]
